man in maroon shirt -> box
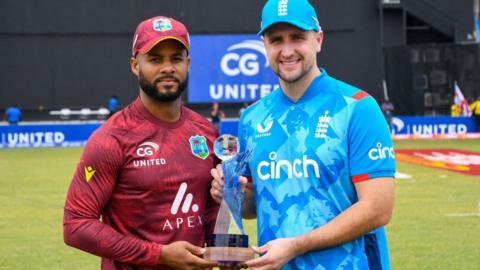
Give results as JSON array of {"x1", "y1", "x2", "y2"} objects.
[{"x1": 64, "y1": 16, "x2": 220, "y2": 270}]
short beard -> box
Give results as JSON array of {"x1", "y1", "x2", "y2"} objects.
[
  {"x1": 139, "y1": 72, "x2": 188, "y2": 103},
  {"x1": 275, "y1": 63, "x2": 313, "y2": 84}
]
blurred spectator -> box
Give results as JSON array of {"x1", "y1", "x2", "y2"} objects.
[
  {"x1": 450, "y1": 103, "x2": 461, "y2": 117},
  {"x1": 4, "y1": 104, "x2": 22, "y2": 125},
  {"x1": 238, "y1": 102, "x2": 250, "y2": 116},
  {"x1": 108, "y1": 95, "x2": 119, "y2": 118},
  {"x1": 381, "y1": 98, "x2": 394, "y2": 132},
  {"x1": 209, "y1": 102, "x2": 224, "y2": 130},
  {"x1": 470, "y1": 97, "x2": 480, "y2": 132}
]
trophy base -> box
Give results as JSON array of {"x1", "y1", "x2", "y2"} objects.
[
  {"x1": 204, "y1": 246, "x2": 255, "y2": 264},
  {"x1": 205, "y1": 234, "x2": 254, "y2": 264}
]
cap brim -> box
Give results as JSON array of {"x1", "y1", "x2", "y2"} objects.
[
  {"x1": 258, "y1": 20, "x2": 319, "y2": 35},
  {"x1": 139, "y1": 36, "x2": 189, "y2": 55}
]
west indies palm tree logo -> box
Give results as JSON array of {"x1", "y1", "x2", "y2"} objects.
[{"x1": 189, "y1": 135, "x2": 209, "y2": 159}]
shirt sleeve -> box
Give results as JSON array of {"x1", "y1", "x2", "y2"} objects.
[
  {"x1": 348, "y1": 95, "x2": 396, "y2": 182},
  {"x1": 63, "y1": 132, "x2": 162, "y2": 266}
]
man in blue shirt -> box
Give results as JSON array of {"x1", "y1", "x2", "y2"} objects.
[
  {"x1": 108, "y1": 95, "x2": 119, "y2": 118},
  {"x1": 211, "y1": 0, "x2": 395, "y2": 269},
  {"x1": 5, "y1": 105, "x2": 22, "y2": 125}
]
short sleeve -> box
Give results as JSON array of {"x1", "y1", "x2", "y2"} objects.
[{"x1": 348, "y1": 96, "x2": 396, "y2": 182}]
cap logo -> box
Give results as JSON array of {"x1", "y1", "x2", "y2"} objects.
[
  {"x1": 278, "y1": 0, "x2": 288, "y2": 16},
  {"x1": 152, "y1": 18, "x2": 172, "y2": 32}
]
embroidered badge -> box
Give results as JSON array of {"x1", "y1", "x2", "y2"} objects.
[{"x1": 189, "y1": 135, "x2": 210, "y2": 159}]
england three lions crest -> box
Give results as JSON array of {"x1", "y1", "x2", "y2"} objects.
[{"x1": 189, "y1": 135, "x2": 210, "y2": 159}]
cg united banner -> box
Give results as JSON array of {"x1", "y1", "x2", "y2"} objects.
[
  {"x1": 0, "y1": 123, "x2": 100, "y2": 148},
  {"x1": 188, "y1": 35, "x2": 279, "y2": 103},
  {"x1": 392, "y1": 116, "x2": 475, "y2": 135}
]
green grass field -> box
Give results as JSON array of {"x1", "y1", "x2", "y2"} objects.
[{"x1": 0, "y1": 139, "x2": 479, "y2": 269}]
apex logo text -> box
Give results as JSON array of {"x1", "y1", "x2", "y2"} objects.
[{"x1": 159, "y1": 182, "x2": 203, "y2": 231}]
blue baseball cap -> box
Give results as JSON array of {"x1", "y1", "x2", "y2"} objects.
[{"x1": 259, "y1": 0, "x2": 321, "y2": 35}]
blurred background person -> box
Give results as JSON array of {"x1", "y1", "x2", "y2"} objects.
[
  {"x1": 209, "y1": 102, "x2": 224, "y2": 130},
  {"x1": 381, "y1": 98, "x2": 395, "y2": 133},
  {"x1": 470, "y1": 96, "x2": 480, "y2": 132},
  {"x1": 4, "y1": 104, "x2": 22, "y2": 125},
  {"x1": 108, "y1": 94, "x2": 119, "y2": 118},
  {"x1": 450, "y1": 103, "x2": 461, "y2": 117}
]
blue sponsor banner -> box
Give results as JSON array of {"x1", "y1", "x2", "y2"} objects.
[
  {"x1": 220, "y1": 116, "x2": 476, "y2": 137},
  {"x1": 392, "y1": 116, "x2": 475, "y2": 135},
  {"x1": 3, "y1": 116, "x2": 471, "y2": 149},
  {"x1": 0, "y1": 123, "x2": 101, "y2": 148},
  {"x1": 219, "y1": 119, "x2": 239, "y2": 135},
  {"x1": 188, "y1": 34, "x2": 279, "y2": 103}
]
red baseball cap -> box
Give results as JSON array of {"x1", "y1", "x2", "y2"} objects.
[{"x1": 131, "y1": 16, "x2": 190, "y2": 57}]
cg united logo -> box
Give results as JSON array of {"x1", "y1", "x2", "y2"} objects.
[
  {"x1": 220, "y1": 40, "x2": 269, "y2": 77},
  {"x1": 209, "y1": 39, "x2": 278, "y2": 101},
  {"x1": 392, "y1": 117, "x2": 404, "y2": 134},
  {"x1": 136, "y1": 141, "x2": 159, "y2": 157},
  {"x1": 133, "y1": 141, "x2": 166, "y2": 168},
  {"x1": 188, "y1": 35, "x2": 279, "y2": 103}
]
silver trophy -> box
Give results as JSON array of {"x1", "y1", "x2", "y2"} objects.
[{"x1": 204, "y1": 134, "x2": 254, "y2": 264}]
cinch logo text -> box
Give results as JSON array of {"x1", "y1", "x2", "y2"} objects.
[
  {"x1": 257, "y1": 152, "x2": 320, "y2": 180},
  {"x1": 368, "y1": 143, "x2": 395, "y2": 160}
]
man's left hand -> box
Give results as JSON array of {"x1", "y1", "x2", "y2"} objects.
[{"x1": 244, "y1": 238, "x2": 298, "y2": 270}]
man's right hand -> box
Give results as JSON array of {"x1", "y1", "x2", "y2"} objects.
[
  {"x1": 210, "y1": 164, "x2": 225, "y2": 204},
  {"x1": 159, "y1": 241, "x2": 218, "y2": 270},
  {"x1": 210, "y1": 164, "x2": 248, "y2": 204}
]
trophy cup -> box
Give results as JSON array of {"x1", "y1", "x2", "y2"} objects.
[{"x1": 204, "y1": 134, "x2": 255, "y2": 264}]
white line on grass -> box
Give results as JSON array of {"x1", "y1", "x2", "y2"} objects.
[
  {"x1": 445, "y1": 213, "x2": 480, "y2": 217},
  {"x1": 395, "y1": 171, "x2": 412, "y2": 179},
  {"x1": 445, "y1": 201, "x2": 480, "y2": 217}
]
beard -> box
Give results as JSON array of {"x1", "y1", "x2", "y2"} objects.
[
  {"x1": 139, "y1": 71, "x2": 188, "y2": 103},
  {"x1": 274, "y1": 62, "x2": 314, "y2": 84}
]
